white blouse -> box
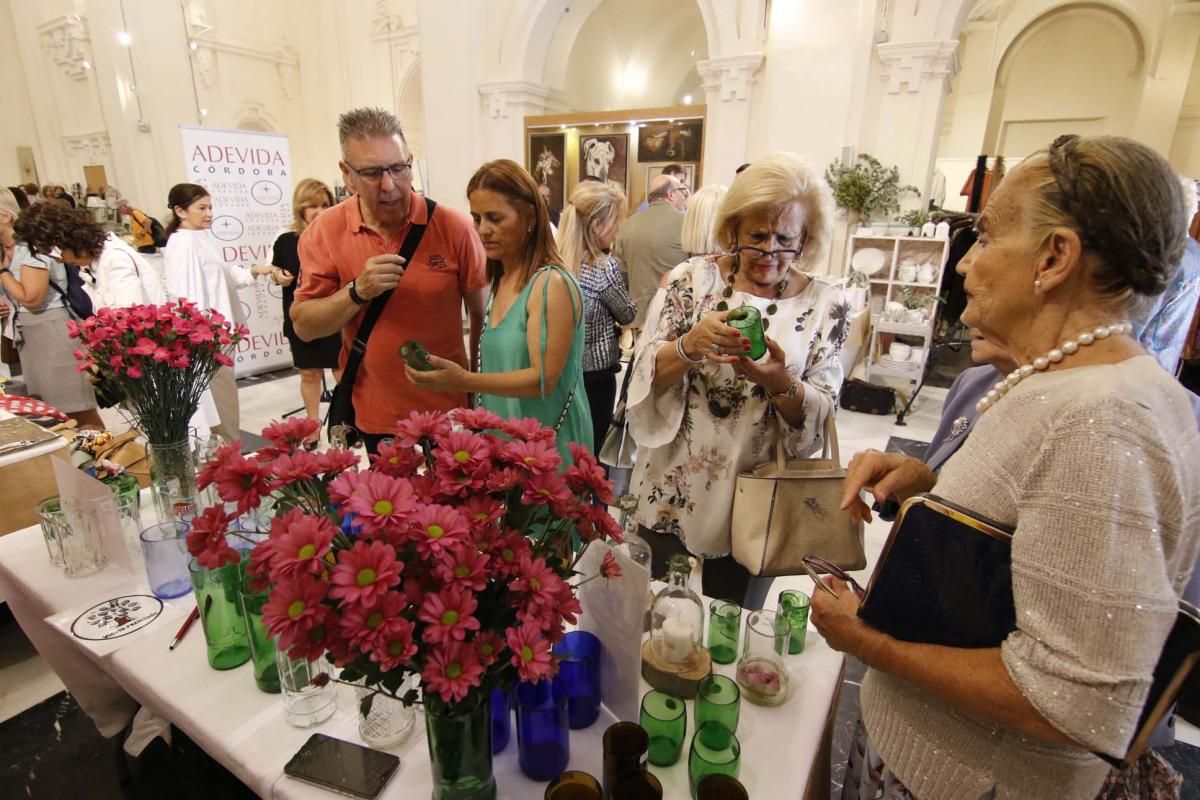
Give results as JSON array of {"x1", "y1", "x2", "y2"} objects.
[
  {"x1": 93, "y1": 235, "x2": 166, "y2": 309},
  {"x1": 163, "y1": 228, "x2": 255, "y2": 323},
  {"x1": 627, "y1": 256, "x2": 850, "y2": 557}
]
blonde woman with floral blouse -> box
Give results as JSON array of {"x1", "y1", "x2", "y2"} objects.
[{"x1": 626, "y1": 152, "x2": 850, "y2": 607}]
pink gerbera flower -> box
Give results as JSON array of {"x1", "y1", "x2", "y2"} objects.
[
  {"x1": 245, "y1": 538, "x2": 277, "y2": 593},
  {"x1": 520, "y1": 471, "x2": 574, "y2": 509},
  {"x1": 339, "y1": 591, "x2": 411, "y2": 653},
  {"x1": 485, "y1": 467, "x2": 526, "y2": 494},
  {"x1": 474, "y1": 631, "x2": 504, "y2": 666},
  {"x1": 463, "y1": 495, "x2": 505, "y2": 528},
  {"x1": 370, "y1": 438, "x2": 423, "y2": 477},
  {"x1": 213, "y1": 454, "x2": 272, "y2": 514},
  {"x1": 499, "y1": 417, "x2": 557, "y2": 443},
  {"x1": 394, "y1": 410, "x2": 453, "y2": 448},
  {"x1": 575, "y1": 504, "x2": 623, "y2": 544},
  {"x1": 269, "y1": 510, "x2": 336, "y2": 580},
  {"x1": 435, "y1": 544, "x2": 491, "y2": 592},
  {"x1": 553, "y1": 580, "x2": 582, "y2": 628},
  {"x1": 406, "y1": 504, "x2": 469, "y2": 557},
  {"x1": 344, "y1": 472, "x2": 416, "y2": 535},
  {"x1": 370, "y1": 619, "x2": 418, "y2": 672},
  {"x1": 489, "y1": 532, "x2": 532, "y2": 579},
  {"x1": 196, "y1": 440, "x2": 244, "y2": 490},
  {"x1": 268, "y1": 450, "x2": 325, "y2": 490},
  {"x1": 263, "y1": 576, "x2": 329, "y2": 649},
  {"x1": 317, "y1": 447, "x2": 360, "y2": 477},
  {"x1": 505, "y1": 624, "x2": 555, "y2": 682},
  {"x1": 451, "y1": 407, "x2": 504, "y2": 432},
  {"x1": 565, "y1": 444, "x2": 615, "y2": 505},
  {"x1": 502, "y1": 439, "x2": 562, "y2": 475},
  {"x1": 433, "y1": 430, "x2": 492, "y2": 473},
  {"x1": 184, "y1": 506, "x2": 239, "y2": 568},
  {"x1": 260, "y1": 417, "x2": 321, "y2": 457},
  {"x1": 327, "y1": 469, "x2": 363, "y2": 505},
  {"x1": 423, "y1": 641, "x2": 484, "y2": 705},
  {"x1": 599, "y1": 551, "x2": 623, "y2": 580},
  {"x1": 329, "y1": 540, "x2": 402, "y2": 607},
  {"x1": 419, "y1": 586, "x2": 481, "y2": 644},
  {"x1": 509, "y1": 555, "x2": 564, "y2": 609}
]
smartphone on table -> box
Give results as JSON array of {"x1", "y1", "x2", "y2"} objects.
[{"x1": 283, "y1": 733, "x2": 400, "y2": 799}]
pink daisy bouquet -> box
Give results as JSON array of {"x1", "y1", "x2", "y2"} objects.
[
  {"x1": 67, "y1": 300, "x2": 248, "y2": 444},
  {"x1": 186, "y1": 408, "x2": 624, "y2": 716}
]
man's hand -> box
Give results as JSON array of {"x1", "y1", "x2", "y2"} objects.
[{"x1": 354, "y1": 254, "x2": 407, "y2": 300}]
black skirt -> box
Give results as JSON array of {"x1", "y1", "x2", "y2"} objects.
[{"x1": 276, "y1": 231, "x2": 342, "y2": 370}]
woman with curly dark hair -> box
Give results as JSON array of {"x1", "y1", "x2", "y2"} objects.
[{"x1": 16, "y1": 203, "x2": 164, "y2": 308}]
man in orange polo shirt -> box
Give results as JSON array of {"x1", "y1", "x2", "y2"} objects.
[{"x1": 292, "y1": 107, "x2": 487, "y2": 452}]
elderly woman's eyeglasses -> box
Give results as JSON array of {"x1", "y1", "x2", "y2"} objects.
[
  {"x1": 346, "y1": 161, "x2": 413, "y2": 183},
  {"x1": 733, "y1": 244, "x2": 802, "y2": 260}
]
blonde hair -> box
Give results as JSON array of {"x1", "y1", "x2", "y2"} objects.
[
  {"x1": 556, "y1": 181, "x2": 627, "y2": 275},
  {"x1": 681, "y1": 184, "x2": 727, "y2": 256},
  {"x1": 1017, "y1": 135, "x2": 1185, "y2": 302},
  {"x1": 714, "y1": 152, "x2": 834, "y2": 273},
  {"x1": 0, "y1": 189, "x2": 19, "y2": 224},
  {"x1": 292, "y1": 178, "x2": 335, "y2": 234}
]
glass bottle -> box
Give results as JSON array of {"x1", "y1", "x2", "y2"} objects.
[
  {"x1": 617, "y1": 496, "x2": 652, "y2": 573},
  {"x1": 650, "y1": 555, "x2": 704, "y2": 667}
]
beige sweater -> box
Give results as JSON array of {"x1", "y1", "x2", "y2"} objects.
[{"x1": 861, "y1": 356, "x2": 1200, "y2": 800}]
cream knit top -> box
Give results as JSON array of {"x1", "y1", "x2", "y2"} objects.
[{"x1": 861, "y1": 356, "x2": 1200, "y2": 800}]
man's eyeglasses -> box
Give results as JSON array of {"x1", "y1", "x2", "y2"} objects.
[
  {"x1": 733, "y1": 244, "x2": 802, "y2": 260},
  {"x1": 346, "y1": 161, "x2": 413, "y2": 183}
]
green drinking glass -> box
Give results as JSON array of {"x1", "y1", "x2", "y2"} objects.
[
  {"x1": 188, "y1": 557, "x2": 251, "y2": 670},
  {"x1": 707, "y1": 600, "x2": 741, "y2": 665},
  {"x1": 639, "y1": 690, "x2": 687, "y2": 766},
  {"x1": 688, "y1": 722, "x2": 741, "y2": 800},
  {"x1": 695, "y1": 675, "x2": 740, "y2": 736},
  {"x1": 238, "y1": 586, "x2": 280, "y2": 693},
  {"x1": 726, "y1": 306, "x2": 767, "y2": 360},
  {"x1": 778, "y1": 590, "x2": 811, "y2": 655}
]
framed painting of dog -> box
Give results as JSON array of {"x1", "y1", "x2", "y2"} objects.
[
  {"x1": 528, "y1": 133, "x2": 566, "y2": 217},
  {"x1": 578, "y1": 133, "x2": 629, "y2": 194},
  {"x1": 638, "y1": 121, "x2": 703, "y2": 163}
]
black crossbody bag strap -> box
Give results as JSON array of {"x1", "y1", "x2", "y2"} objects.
[{"x1": 339, "y1": 197, "x2": 436, "y2": 384}]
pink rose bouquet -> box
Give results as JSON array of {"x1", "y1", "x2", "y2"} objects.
[{"x1": 188, "y1": 409, "x2": 622, "y2": 715}]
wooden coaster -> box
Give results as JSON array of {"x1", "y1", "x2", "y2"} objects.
[{"x1": 641, "y1": 639, "x2": 712, "y2": 699}]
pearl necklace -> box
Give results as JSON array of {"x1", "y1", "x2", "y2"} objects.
[{"x1": 975, "y1": 322, "x2": 1134, "y2": 414}]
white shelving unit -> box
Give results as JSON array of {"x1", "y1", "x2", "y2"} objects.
[{"x1": 845, "y1": 234, "x2": 952, "y2": 386}]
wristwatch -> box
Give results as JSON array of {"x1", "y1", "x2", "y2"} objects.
[
  {"x1": 767, "y1": 377, "x2": 800, "y2": 401},
  {"x1": 347, "y1": 280, "x2": 368, "y2": 305}
]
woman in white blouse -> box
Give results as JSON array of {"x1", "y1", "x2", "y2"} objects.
[
  {"x1": 626, "y1": 153, "x2": 850, "y2": 607},
  {"x1": 162, "y1": 183, "x2": 278, "y2": 440}
]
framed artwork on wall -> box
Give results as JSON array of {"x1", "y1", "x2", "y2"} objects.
[
  {"x1": 528, "y1": 132, "x2": 566, "y2": 215},
  {"x1": 645, "y1": 163, "x2": 696, "y2": 193},
  {"x1": 16, "y1": 146, "x2": 38, "y2": 185},
  {"x1": 578, "y1": 133, "x2": 629, "y2": 194},
  {"x1": 637, "y1": 120, "x2": 703, "y2": 163}
]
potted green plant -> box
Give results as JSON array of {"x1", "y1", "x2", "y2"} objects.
[
  {"x1": 825, "y1": 154, "x2": 919, "y2": 232},
  {"x1": 897, "y1": 209, "x2": 929, "y2": 236}
]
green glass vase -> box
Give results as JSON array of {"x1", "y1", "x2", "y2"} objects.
[
  {"x1": 238, "y1": 586, "x2": 279, "y2": 692},
  {"x1": 426, "y1": 696, "x2": 497, "y2": 800},
  {"x1": 188, "y1": 557, "x2": 251, "y2": 670}
]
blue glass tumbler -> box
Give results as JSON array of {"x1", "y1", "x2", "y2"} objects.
[
  {"x1": 515, "y1": 675, "x2": 570, "y2": 781},
  {"x1": 140, "y1": 521, "x2": 192, "y2": 599},
  {"x1": 491, "y1": 687, "x2": 513, "y2": 754},
  {"x1": 554, "y1": 630, "x2": 602, "y2": 729}
]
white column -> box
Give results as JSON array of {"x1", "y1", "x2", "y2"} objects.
[
  {"x1": 697, "y1": 53, "x2": 764, "y2": 186},
  {"x1": 477, "y1": 80, "x2": 572, "y2": 166},
  {"x1": 871, "y1": 40, "x2": 960, "y2": 204},
  {"x1": 1133, "y1": 5, "x2": 1200, "y2": 156}
]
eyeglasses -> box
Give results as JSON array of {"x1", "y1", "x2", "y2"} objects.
[
  {"x1": 345, "y1": 161, "x2": 413, "y2": 183},
  {"x1": 732, "y1": 244, "x2": 802, "y2": 260},
  {"x1": 800, "y1": 555, "x2": 865, "y2": 599}
]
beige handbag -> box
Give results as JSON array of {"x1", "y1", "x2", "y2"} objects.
[{"x1": 731, "y1": 415, "x2": 866, "y2": 577}]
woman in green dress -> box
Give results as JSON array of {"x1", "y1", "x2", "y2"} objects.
[{"x1": 406, "y1": 159, "x2": 592, "y2": 464}]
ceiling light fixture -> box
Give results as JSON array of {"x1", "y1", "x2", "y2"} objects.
[
  {"x1": 117, "y1": 31, "x2": 132, "y2": 46},
  {"x1": 81, "y1": 60, "x2": 92, "y2": 70},
  {"x1": 682, "y1": 95, "x2": 693, "y2": 105},
  {"x1": 189, "y1": 40, "x2": 198, "y2": 50},
  {"x1": 199, "y1": 107, "x2": 208, "y2": 117}
]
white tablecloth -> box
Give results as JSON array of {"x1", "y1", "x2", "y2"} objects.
[{"x1": 0, "y1": 515, "x2": 845, "y2": 799}]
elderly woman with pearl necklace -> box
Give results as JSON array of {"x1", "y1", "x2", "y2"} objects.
[{"x1": 812, "y1": 135, "x2": 1200, "y2": 800}]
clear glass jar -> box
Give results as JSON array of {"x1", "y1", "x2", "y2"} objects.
[
  {"x1": 735, "y1": 610, "x2": 791, "y2": 706},
  {"x1": 649, "y1": 555, "x2": 704, "y2": 667}
]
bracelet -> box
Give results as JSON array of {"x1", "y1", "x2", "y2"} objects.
[
  {"x1": 347, "y1": 280, "x2": 368, "y2": 305},
  {"x1": 0, "y1": 268, "x2": 11, "y2": 278},
  {"x1": 767, "y1": 377, "x2": 800, "y2": 401},
  {"x1": 675, "y1": 334, "x2": 704, "y2": 366}
]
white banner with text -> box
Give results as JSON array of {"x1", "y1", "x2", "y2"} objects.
[{"x1": 179, "y1": 125, "x2": 293, "y2": 376}]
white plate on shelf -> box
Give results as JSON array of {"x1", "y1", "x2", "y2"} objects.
[
  {"x1": 879, "y1": 356, "x2": 919, "y2": 370},
  {"x1": 851, "y1": 248, "x2": 888, "y2": 276}
]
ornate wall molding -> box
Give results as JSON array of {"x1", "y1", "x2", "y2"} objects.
[
  {"x1": 38, "y1": 14, "x2": 93, "y2": 82},
  {"x1": 62, "y1": 131, "x2": 111, "y2": 163},
  {"x1": 478, "y1": 81, "x2": 572, "y2": 119},
  {"x1": 696, "y1": 53, "x2": 766, "y2": 102},
  {"x1": 876, "y1": 40, "x2": 960, "y2": 94},
  {"x1": 372, "y1": 0, "x2": 419, "y2": 53}
]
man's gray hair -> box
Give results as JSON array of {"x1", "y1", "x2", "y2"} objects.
[
  {"x1": 648, "y1": 175, "x2": 680, "y2": 203},
  {"x1": 337, "y1": 107, "x2": 407, "y2": 154}
]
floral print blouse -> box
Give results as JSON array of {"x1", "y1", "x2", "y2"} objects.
[{"x1": 626, "y1": 256, "x2": 850, "y2": 558}]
